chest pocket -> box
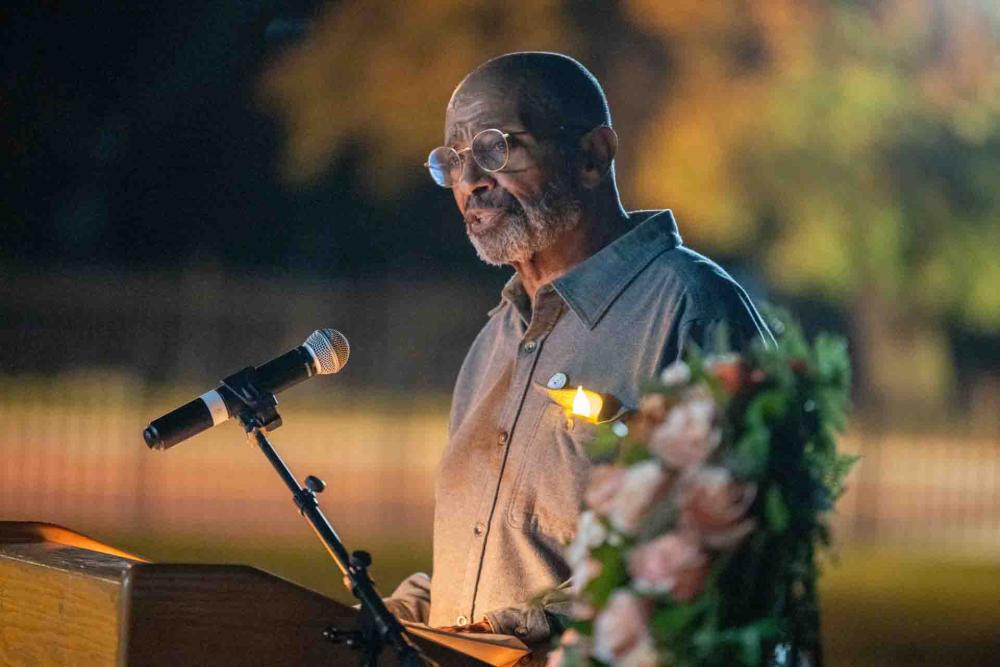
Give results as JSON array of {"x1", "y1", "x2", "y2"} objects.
[{"x1": 506, "y1": 402, "x2": 598, "y2": 540}]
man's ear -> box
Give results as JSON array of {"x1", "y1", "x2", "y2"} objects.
[{"x1": 577, "y1": 126, "x2": 618, "y2": 189}]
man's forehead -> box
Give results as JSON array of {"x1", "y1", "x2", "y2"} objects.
[{"x1": 444, "y1": 87, "x2": 525, "y2": 143}]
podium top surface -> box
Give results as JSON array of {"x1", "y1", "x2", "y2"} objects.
[{"x1": 0, "y1": 541, "x2": 136, "y2": 582}]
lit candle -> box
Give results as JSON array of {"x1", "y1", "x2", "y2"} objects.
[{"x1": 544, "y1": 384, "x2": 611, "y2": 423}]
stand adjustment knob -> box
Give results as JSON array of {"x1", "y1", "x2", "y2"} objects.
[
  {"x1": 351, "y1": 550, "x2": 373, "y2": 569},
  {"x1": 305, "y1": 475, "x2": 326, "y2": 493}
]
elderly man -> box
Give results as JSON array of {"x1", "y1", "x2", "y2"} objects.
[{"x1": 386, "y1": 52, "x2": 772, "y2": 648}]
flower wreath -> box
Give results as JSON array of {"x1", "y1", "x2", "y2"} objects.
[{"x1": 549, "y1": 316, "x2": 857, "y2": 666}]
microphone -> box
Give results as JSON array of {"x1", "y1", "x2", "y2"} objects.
[{"x1": 143, "y1": 329, "x2": 350, "y2": 450}]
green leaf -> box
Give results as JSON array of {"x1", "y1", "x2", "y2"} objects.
[
  {"x1": 585, "y1": 544, "x2": 629, "y2": 607},
  {"x1": 651, "y1": 600, "x2": 705, "y2": 643},
  {"x1": 765, "y1": 486, "x2": 790, "y2": 533},
  {"x1": 588, "y1": 423, "x2": 621, "y2": 462},
  {"x1": 619, "y1": 441, "x2": 654, "y2": 466},
  {"x1": 734, "y1": 429, "x2": 771, "y2": 478}
]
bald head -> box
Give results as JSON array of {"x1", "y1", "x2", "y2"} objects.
[
  {"x1": 440, "y1": 52, "x2": 626, "y2": 269},
  {"x1": 448, "y1": 52, "x2": 611, "y2": 137}
]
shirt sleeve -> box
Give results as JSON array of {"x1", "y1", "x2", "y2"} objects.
[
  {"x1": 383, "y1": 572, "x2": 432, "y2": 623},
  {"x1": 482, "y1": 584, "x2": 571, "y2": 645},
  {"x1": 677, "y1": 316, "x2": 756, "y2": 358}
]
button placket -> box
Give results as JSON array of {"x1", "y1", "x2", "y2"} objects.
[{"x1": 465, "y1": 294, "x2": 567, "y2": 620}]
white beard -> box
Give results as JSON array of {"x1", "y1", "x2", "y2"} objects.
[{"x1": 467, "y1": 182, "x2": 582, "y2": 266}]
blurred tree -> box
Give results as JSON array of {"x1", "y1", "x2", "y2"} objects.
[
  {"x1": 259, "y1": 0, "x2": 575, "y2": 189},
  {"x1": 263, "y1": 0, "x2": 999, "y2": 414},
  {"x1": 624, "y1": 0, "x2": 998, "y2": 413}
]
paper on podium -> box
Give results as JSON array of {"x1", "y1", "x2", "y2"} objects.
[{"x1": 403, "y1": 621, "x2": 531, "y2": 666}]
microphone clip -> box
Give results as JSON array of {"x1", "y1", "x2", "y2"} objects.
[{"x1": 222, "y1": 366, "x2": 283, "y2": 434}]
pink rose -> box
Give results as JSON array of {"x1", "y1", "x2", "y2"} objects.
[
  {"x1": 648, "y1": 392, "x2": 721, "y2": 470},
  {"x1": 585, "y1": 465, "x2": 626, "y2": 517},
  {"x1": 592, "y1": 590, "x2": 653, "y2": 664},
  {"x1": 680, "y1": 466, "x2": 757, "y2": 550},
  {"x1": 607, "y1": 460, "x2": 674, "y2": 535},
  {"x1": 627, "y1": 531, "x2": 710, "y2": 600}
]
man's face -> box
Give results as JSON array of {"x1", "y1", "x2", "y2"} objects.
[{"x1": 444, "y1": 88, "x2": 582, "y2": 266}]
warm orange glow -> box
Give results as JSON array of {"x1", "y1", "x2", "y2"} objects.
[{"x1": 2, "y1": 521, "x2": 147, "y2": 562}]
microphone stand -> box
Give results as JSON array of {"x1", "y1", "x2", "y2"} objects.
[{"x1": 221, "y1": 367, "x2": 432, "y2": 667}]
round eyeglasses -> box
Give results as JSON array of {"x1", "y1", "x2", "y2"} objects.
[{"x1": 424, "y1": 129, "x2": 524, "y2": 188}]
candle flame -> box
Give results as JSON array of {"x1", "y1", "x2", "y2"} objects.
[
  {"x1": 546, "y1": 384, "x2": 605, "y2": 423},
  {"x1": 572, "y1": 386, "x2": 592, "y2": 418}
]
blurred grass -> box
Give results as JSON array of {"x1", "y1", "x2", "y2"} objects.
[
  {"x1": 820, "y1": 547, "x2": 1000, "y2": 666},
  {"x1": 115, "y1": 534, "x2": 1000, "y2": 666}
]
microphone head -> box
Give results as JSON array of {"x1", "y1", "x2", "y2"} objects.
[{"x1": 304, "y1": 329, "x2": 350, "y2": 374}]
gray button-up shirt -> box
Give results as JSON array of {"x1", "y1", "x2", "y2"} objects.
[{"x1": 387, "y1": 210, "x2": 771, "y2": 646}]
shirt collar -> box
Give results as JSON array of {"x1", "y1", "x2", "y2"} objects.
[{"x1": 488, "y1": 210, "x2": 683, "y2": 328}]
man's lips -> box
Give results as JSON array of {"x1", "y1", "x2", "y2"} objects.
[{"x1": 465, "y1": 207, "x2": 507, "y2": 234}]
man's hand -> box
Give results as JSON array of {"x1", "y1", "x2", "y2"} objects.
[{"x1": 437, "y1": 618, "x2": 494, "y2": 634}]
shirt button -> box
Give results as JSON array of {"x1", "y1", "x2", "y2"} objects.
[
  {"x1": 523, "y1": 340, "x2": 537, "y2": 352},
  {"x1": 497, "y1": 431, "x2": 508, "y2": 446},
  {"x1": 474, "y1": 522, "x2": 485, "y2": 536},
  {"x1": 456, "y1": 615, "x2": 469, "y2": 626}
]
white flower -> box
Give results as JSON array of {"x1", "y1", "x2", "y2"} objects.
[
  {"x1": 569, "y1": 556, "x2": 602, "y2": 597},
  {"x1": 659, "y1": 360, "x2": 691, "y2": 387},
  {"x1": 566, "y1": 510, "x2": 608, "y2": 568},
  {"x1": 619, "y1": 637, "x2": 659, "y2": 667}
]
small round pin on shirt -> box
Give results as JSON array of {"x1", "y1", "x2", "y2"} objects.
[{"x1": 546, "y1": 372, "x2": 568, "y2": 389}]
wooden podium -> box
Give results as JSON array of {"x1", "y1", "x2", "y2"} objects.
[{"x1": 0, "y1": 522, "x2": 529, "y2": 666}]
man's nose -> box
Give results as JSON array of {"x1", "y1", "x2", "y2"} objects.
[{"x1": 456, "y1": 155, "x2": 495, "y2": 199}]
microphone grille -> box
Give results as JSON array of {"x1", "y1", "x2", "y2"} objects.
[{"x1": 304, "y1": 329, "x2": 350, "y2": 374}]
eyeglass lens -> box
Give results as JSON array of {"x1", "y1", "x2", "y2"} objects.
[
  {"x1": 471, "y1": 129, "x2": 508, "y2": 171},
  {"x1": 425, "y1": 129, "x2": 509, "y2": 187}
]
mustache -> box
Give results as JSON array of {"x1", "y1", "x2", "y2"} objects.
[{"x1": 465, "y1": 190, "x2": 520, "y2": 211}]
